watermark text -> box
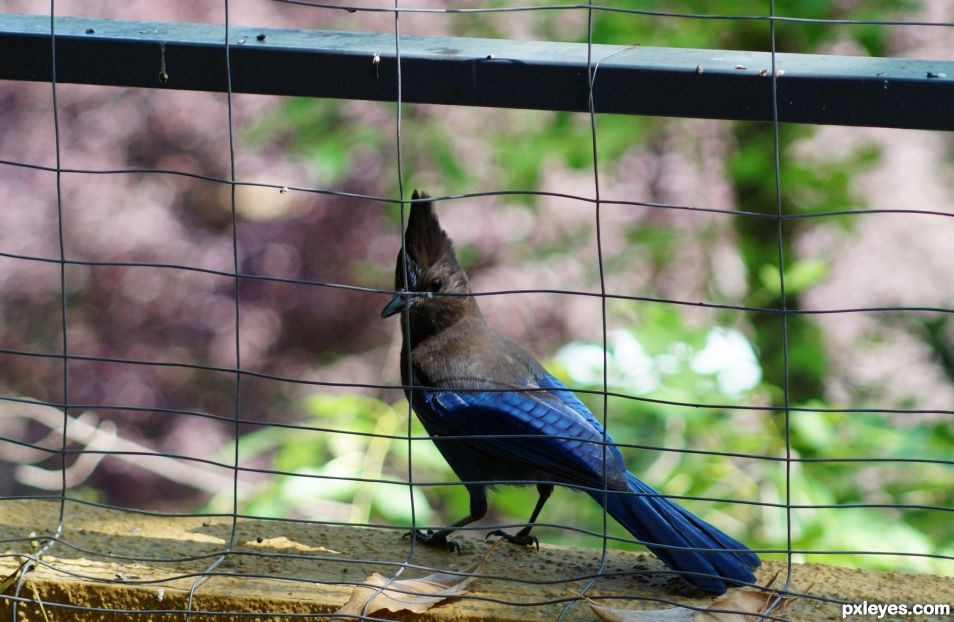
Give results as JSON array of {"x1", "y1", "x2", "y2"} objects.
[{"x1": 842, "y1": 601, "x2": 951, "y2": 619}]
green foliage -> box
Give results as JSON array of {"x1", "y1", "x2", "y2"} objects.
[
  {"x1": 550, "y1": 315, "x2": 953, "y2": 575},
  {"x1": 210, "y1": 395, "x2": 445, "y2": 526},
  {"x1": 209, "y1": 394, "x2": 522, "y2": 532},
  {"x1": 758, "y1": 258, "x2": 828, "y2": 297},
  {"x1": 244, "y1": 98, "x2": 385, "y2": 186}
]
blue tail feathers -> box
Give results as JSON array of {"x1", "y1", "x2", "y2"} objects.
[{"x1": 595, "y1": 472, "x2": 760, "y2": 594}]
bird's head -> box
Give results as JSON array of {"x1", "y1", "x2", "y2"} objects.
[{"x1": 381, "y1": 190, "x2": 476, "y2": 335}]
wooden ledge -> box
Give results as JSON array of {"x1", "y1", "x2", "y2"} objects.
[{"x1": 1, "y1": 499, "x2": 950, "y2": 620}]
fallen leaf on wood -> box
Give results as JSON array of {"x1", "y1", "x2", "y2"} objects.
[
  {"x1": 335, "y1": 541, "x2": 498, "y2": 616},
  {"x1": 578, "y1": 581, "x2": 795, "y2": 622},
  {"x1": 696, "y1": 587, "x2": 794, "y2": 621}
]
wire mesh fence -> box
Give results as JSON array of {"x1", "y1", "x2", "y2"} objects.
[{"x1": 0, "y1": 1, "x2": 952, "y2": 620}]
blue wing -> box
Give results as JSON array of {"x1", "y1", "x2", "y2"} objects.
[
  {"x1": 413, "y1": 376, "x2": 627, "y2": 489},
  {"x1": 535, "y1": 372, "x2": 609, "y2": 435}
]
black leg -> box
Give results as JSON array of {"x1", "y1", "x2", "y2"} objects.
[
  {"x1": 406, "y1": 484, "x2": 487, "y2": 553},
  {"x1": 487, "y1": 483, "x2": 553, "y2": 549}
]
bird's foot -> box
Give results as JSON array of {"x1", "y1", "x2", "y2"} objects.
[
  {"x1": 403, "y1": 529, "x2": 461, "y2": 554},
  {"x1": 485, "y1": 529, "x2": 539, "y2": 551}
]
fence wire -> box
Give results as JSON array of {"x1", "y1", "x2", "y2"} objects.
[{"x1": 1, "y1": 1, "x2": 952, "y2": 621}]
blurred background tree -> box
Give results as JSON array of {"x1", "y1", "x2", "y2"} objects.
[{"x1": 0, "y1": 0, "x2": 950, "y2": 577}]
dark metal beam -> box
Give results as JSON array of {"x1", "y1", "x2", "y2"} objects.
[{"x1": 2, "y1": 12, "x2": 953, "y2": 130}]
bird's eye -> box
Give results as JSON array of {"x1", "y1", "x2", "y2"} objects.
[{"x1": 429, "y1": 280, "x2": 442, "y2": 293}]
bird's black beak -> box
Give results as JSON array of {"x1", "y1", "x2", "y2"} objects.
[{"x1": 381, "y1": 293, "x2": 407, "y2": 319}]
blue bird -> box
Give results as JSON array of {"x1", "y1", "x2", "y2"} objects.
[{"x1": 381, "y1": 191, "x2": 760, "y2": 593}]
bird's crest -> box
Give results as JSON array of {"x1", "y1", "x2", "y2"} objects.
[{"x1": 404, "y1": 190, "x2": 453, "y2": 269}]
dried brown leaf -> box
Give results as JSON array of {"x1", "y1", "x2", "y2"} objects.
[
  {"x1": 578, "y1": 585, "x2": 796, "y2": 622},
  {"x1": 575, "y1": 590, "x2": 694, "y2": 621},
  {"x1": 694, "y1": 588, "x2": 794, "y2": 621},
  {"x1": 335, "y1": 542, "x2": 497, "y2": 616}
]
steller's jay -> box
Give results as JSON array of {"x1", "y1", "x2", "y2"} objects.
[{"x1": 381, "y1": 191, "x2": 760, "y2": 593}]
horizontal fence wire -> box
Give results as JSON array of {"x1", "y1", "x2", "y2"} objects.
[
  {"x1": 0, "y1": 160, "x2": 952, "y2": 221},
  {"x1": 0, "y1": 1, "x2": 952, "y2": 621}
]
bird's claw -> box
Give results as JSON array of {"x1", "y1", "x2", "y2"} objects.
[
  {"x1": 403, "y1": 529, "x2": 461, "y2": 554},
  {"x1": 485, "y1": 529, "x2": 539, "y2": 551}
]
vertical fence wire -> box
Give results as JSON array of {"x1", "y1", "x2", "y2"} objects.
[
  {"x1": 357, "y1": 1, "x2": 418, "y2": 618},
  {"x1": 768, "y1": 0, "x2": 794, "y2": 603},
  {"x1": 767, "y1": 1, "x2": 793, "y2": 614},
  {"x1": 184, "y1": 0, "x2": 245, "y2": 617},
  {"x1": 10, "y1": 0, "x2": 68, "y2": 619},
  {"x1": 555, "y1": 2, "x2": 611, "y2": 620}
]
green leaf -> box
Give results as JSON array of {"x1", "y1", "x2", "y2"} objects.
[{"x1": 759, "y1": 258, "x2": 828, "y2": 295}]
